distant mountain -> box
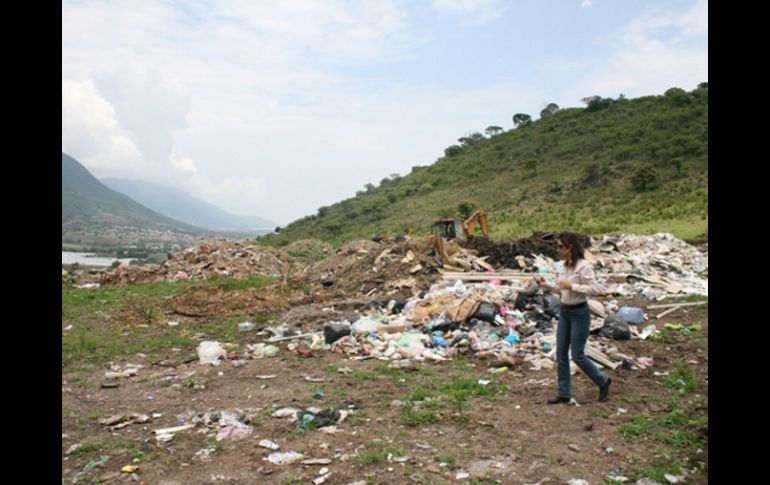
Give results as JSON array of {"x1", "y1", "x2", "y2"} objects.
[
  {"x1": 62, "y1": 153, "x2": 207, "y2": 250},
  {"x1": 101, "y1": 178, "x2": 276, "y2": 234}
]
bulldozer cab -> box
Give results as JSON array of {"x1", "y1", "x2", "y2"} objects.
[
  {"x1": 433, "y1": 219, "x2": 467, "y2": 242},
  {"x1": 432, "y1": 208, "x2": 489, "y2": 244}
]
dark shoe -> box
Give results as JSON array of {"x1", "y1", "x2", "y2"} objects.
[
  {"x1": 547, "y1": 396, "x2": 570, "y2": 405},
  {"x1": 599, "y1": 378, "x2": 612, "y2": 401}
]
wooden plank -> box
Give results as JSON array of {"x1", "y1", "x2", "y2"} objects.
[
  {"x1": 647, "y1": 301, "x2": 707, "y2": 309},
  {"x1": 266, "y1": 331, "x2": 323, "y2": 343},
  {"x1": 441, "y1": 274, "x2": 533, "y2": 281},
  {"x1": 655, "y1": 306, "x2": 683, "y2": 319},
  {"x1": 585, "y1": 344, "x2": 620, "y2": 370},
  {"x1": 440, "y1": 271, "x2": 556, "y2": 277}
]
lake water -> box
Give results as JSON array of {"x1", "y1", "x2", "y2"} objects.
[{"x1": 62, "y1": 251, "x2": 134, "y2": 267}]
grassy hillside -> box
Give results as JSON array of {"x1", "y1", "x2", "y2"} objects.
[{"x1": 262, "y1": 85, "x2": 707, "y2": 247}]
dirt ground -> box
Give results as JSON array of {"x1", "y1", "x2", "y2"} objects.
[{"x1": 62, "y1": 290, "x2": 708, "y2": 484}]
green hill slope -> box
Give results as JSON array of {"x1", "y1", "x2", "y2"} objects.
[{"x1": 263, "y1": 85, "x2": 708, "y2": 247}]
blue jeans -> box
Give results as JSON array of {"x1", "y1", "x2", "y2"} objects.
[{"x1": 556, "y1": 305, "x2": 608, "y2": 398}]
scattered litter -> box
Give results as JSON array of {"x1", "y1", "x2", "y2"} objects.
[
  {"x1": 302, "y1": 458, "x2": 332, "y2": 465},
  {"x1": 259, "y1": 440, "x2": 280, "y2": 450},
  {"x1": 265, "y1": 451, "x2": 304, "y2": 465}
]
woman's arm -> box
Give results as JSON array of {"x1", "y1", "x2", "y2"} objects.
[{"x1": 570, "y1": 261, "x2": 606, "y2": 296}]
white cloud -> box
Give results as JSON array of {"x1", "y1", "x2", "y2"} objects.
[
  {"x1": 566, "y1": 0, "x2": 707, "y2": 101},
  {"x1": 182, "y1": 175, "x2": 267, "y2": 217},
  {"x1": 183, "y1": 0, "x2": 415, "y2": 64},
  {"x1": 431, "y1": 0, "x2": 505, "y2": 24},
  {"x1": 94, "y1": 67, "x2": 191, "y2": 164},
  {"x1": 61, "y1": 79, "x2": 147, "y2": 174},
  {"x1": 170, "y1": 155, "x2": 198, "y2": 175},
  {"x1": 674, "y1": 0, "x2": 708, "y2": 37},
  {"x1": 623, "y1": 0, "x2": 707, "y2": 44},
  {"x1": 581, "y1": 0, "x2": 593, "y2": 8}
]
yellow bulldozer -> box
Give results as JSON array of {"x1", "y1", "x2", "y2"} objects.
[
  {"x1": 432, "y1": 208, "x2": 489, "y2": 242},
  {"x1": 431, "y1": 208, "x2": 490, "y2": 264}
]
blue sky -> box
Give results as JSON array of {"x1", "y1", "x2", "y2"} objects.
[{"x1": 62, "y1": 0, "x2": 708, "y2": 225}]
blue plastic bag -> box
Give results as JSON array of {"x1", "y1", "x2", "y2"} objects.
[{"x1": 617, "y1": 306, "x2": 645, "y2": 325}]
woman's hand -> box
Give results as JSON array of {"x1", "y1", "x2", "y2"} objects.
[{"x1": 558, "y1": 280, "x2": 573, "y2": 290}]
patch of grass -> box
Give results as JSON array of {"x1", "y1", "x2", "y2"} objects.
[
  {"x1": 452, "y1": 360, "x2": 472, "y2": 371},
  {"x1": 130, "y1": 449, "x2": 148, "y2": 464},
  {"x1": 454, "y1": 414, "x2": 471, "y2": 428},
  {"x1": 441, "y1": 377, "x2": 504, "y2": 409},
  {"x1": 619, "y1": 415, "x2": 653, "y2": 441},
  {"x1": 209, "y1": 275, "x2": 274, "y2": 291},
  {"x1": 123, "y1": 294, "x2": 158, "y2": 324},
  {"x1": 206, "y1": 438, "x2": 223, "y2": 453},
  {"x1": 183, "y1": 377, "x2": 198, "y2": 388},
  {"x1": 657, "y1": 407, "x2": 691, "y2": 427},
  {"x1": 354, "y1": 440, "x2": 404, "y2": 466},
  {"x1": 375, "y1": 363, "x2": 423, "y2": 383},
  {"x1": 434, "y1": 454, "x2": 457, "y2": 466},
  {"x1": 638, "y1": 458, "x2": 686, "y2": 483},
  {"x1": 62, "y1": 328, "x2": 118, "y2": 367},
  {"x1": 344, "y1": 410, "x2": 368, "y2": 427},
  {"x1": 664, "y1": 364, "x2": 699, "y2": 393},
  {"x1": 87, "y1": 411, "x2": 104, "y2": 422},
  {"x1": 404, "y1": 388, "x2": 433, "y2": 401},
  {"x1": 654, "y1": 428, "x2": 705, "y2": 451},
  {"x1": 68, "y1": 443, "x2": 102, "y2": 456},
  {"x1": 62, "y1": 275, "x2": 273, "y2": 322},
  {"x1": 350, "y1": 370, "x2": 375, "y2": 381},
  {"x1": 399, "y1": 400, "x2": 442, "y2": 427},
  {"x1": 283, "y1": 475, "x2": 303, "y2": 485},
  {"x1": 124, "y1": 333, "x2": 193, "y2": 354},
  {"x1": 102, "y1": 440, "x2": 131, "y2": 450},
  {"x1": 62, "y1": 275, "x2": 277, "y2": 369}
]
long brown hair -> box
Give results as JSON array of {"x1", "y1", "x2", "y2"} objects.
[{"x1": 559, "y1": 232, "x2": 584, "y2": 268}]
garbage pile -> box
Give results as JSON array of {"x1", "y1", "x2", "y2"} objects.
[
  {"x1": 91, "y1": 232, "x2": 707, "y2": 306},
  {"x1": 587, "y1": 233, "x2": 708, "y2": 299},
  {"x1": 250, "y1": 279, "x2": 659, "y2": 373},
  {"x1": 98, "y1": 239, "x2": 288, "y2": 285}
]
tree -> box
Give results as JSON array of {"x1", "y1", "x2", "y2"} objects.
[
  {"x1": 380, "y1": 173, "x2": 401, "y2": 186},
  {"x1": 274, "y1": 226, "x2": 282, "y2": 233},
  {"x1": 664, "y1": 87, "x2": 686, "y2": 96},
  {"x1": 485, "y1": 125, "x2": 503, "y2": 136},
  {"x1": 457, "y1": 202, "x2": 474, "y2": 218},
  {"x1": 581, "y1": 95, "x2": 613, "y2": 112},
  {"x1": 364, "y1": 183, "x2": 375, "y2": 193},
  {"x1": 697, "y1": 82, "x2": 708, "y2": 89},
  {"x1": 582, "y1": 163, "x2": 602, "y2": 186},
  {"x1": 664, "y1": 87, "x2": 690, "y2": 106},
  {"x1": 539, "y1": 103, "x2": 559, "y2": 119},
  {"x1": 444, "y1": 145, "x2": 462, "y2": 157},
  {"x1": 630, "y1": 168, "x2": 658, "y2": 192},
  {"x1": 458, "y1": 132, "x2": 485, "y2": 146},
  {"x1": 512, "y1": 113, "x2": 532, "y2": 128}
]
